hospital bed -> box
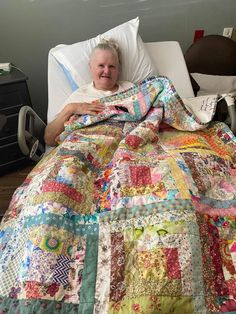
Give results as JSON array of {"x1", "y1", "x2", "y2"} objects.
[
  {"x1": 18, "y1": 37, "x2": 236, "y2": 162},
  {"x1": 1, "y1": 18, "x2": 236, "y2": 314},
  {"x1": 18, "y1": 40, "x2": 195, "y2": 161}
]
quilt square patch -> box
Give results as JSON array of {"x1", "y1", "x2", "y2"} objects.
[
  {"x1": 109, "y1": 219, "x2": 202, "y2": 304},
  {"x1": 130, "y1": 165, "x2": 152, "y2": 186},
  {"x1": 137, "y1": 247, "x2": 181, "y2": 281},
  {"x1": 25, "y1": 247, "x2": 58, "y2": 284},
  {"x1": 108, "y1": 217, "x2": 205, "y2": 313},
  {"x1": 181, "y1": 152, "x2": 229, "y2": 193},
  {"x1": 123, "y1": 234, "x2": 188, "y2": 298},
  {"x1": 197, "y1": 212, "x2": 236, "y2": 311},
  {"x1": 53, "y1": 255, "x2": 72, "y2": 286}
]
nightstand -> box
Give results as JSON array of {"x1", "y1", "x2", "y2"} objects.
[{"x1": 0, "y1": 67, "x2": 33, "y2": 175}]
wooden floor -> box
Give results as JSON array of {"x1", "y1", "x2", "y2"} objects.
[{"x1": 0, "y1": 165, "x2": 34, "y2": 218}]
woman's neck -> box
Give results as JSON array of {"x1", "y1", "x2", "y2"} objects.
[{"x1": 93, "y1": 82, "x2": 119, "y2": 93}]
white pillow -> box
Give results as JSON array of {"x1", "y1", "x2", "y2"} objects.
[
  {"x1": 191, "y1": 73, "x2": 236, "y2": 96},
  {"x1": 52, "y1": 17, "x2": 156, "y2": 89}
]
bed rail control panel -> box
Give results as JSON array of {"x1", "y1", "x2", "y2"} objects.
[{"x1": 0, "y1": 67, "x2": 33, "y2": 175}]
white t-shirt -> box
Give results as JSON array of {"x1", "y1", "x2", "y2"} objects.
[{"x1": 60, "y1": 81, "x2": 133, "y2": 113}]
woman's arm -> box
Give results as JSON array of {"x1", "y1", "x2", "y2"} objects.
[{"x1": 44, "y1": 102, "x2": 105, "y2": 146}]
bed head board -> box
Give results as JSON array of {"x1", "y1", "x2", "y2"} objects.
[{"x1": 47, "y1": 41, "x2": 194, "y2": 123}]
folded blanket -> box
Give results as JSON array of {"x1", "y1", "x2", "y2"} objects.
[{"x1": 0, "y1": 76, "x2": 236, "y2": 314}]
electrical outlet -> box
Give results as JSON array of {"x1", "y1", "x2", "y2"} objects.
[{"x1": 223, "y1": 27, "x2": 234, "y2": 38}]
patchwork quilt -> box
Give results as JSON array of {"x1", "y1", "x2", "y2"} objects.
[{"x1": 0, "y1": 76, "x2": 236, "y2": 314}]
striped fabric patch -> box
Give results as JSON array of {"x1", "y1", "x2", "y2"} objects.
[{"x1": 53, "y1": 255, "x2": 72, "y2": 286}]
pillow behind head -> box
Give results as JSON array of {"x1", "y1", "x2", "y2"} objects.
[{"x1": 52, "y1": 17, "x2": 156, "y2": 90}]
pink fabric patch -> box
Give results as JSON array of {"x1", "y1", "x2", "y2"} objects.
[{"x1": 230, "y1": 242, "x2": 236, "y2": 252}]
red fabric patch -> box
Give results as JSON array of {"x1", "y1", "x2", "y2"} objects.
[
  {"x1": 164, "y1": 248, "x2": 181, "y2": 279},
  {"x1": 42, "y1": 181, "x2": 83, "y2": 202},
  {"x1": 110, "y1": 232, "x2": 126, "y2": 301},
  {"x1": 130, "y1": 165, "x2": 152, "y2": 186},
  {"x1": 125, "y1": 135, "x2": 143, "y2": 148}
]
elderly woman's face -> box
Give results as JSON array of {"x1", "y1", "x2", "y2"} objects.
[{"x1": 89, "y1": 48, "x2": 119, "y2": 91}]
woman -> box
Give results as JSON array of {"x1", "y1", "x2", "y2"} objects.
[{"x1": 44, "y1": 39, "x2": 133, "y2": 146}]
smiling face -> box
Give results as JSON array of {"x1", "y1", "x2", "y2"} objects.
[{"x1": 89, "y1": 48, "x2": 120, "y2": 91}]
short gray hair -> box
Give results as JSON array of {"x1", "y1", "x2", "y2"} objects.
[{"x1": 90, "y1": 38, "x2": 121, "y2": 65}]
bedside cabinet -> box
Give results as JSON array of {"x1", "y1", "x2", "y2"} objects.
[{"x1": 0, "y1": 67, "x2": 33, "y2": 175}]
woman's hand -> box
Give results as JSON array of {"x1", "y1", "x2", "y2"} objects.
[
  {"x1": 44, "y1": 102, "x2": 105, "y2": 147},
  {"x1": 66, "y1": 102, "x2": 105, "y2": 115}
]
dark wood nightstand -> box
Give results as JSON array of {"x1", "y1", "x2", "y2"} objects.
[{"x1": 0, "y1": 67, "x2": 33, "y2": 175}]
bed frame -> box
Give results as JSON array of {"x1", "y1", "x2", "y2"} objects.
[
  {"x1": 17, "y1": 40, "x2": 235, "y2": 162},
  {"x1": 18, "y1": 41, "x2": 194, "y2": 161}
]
